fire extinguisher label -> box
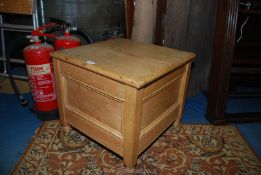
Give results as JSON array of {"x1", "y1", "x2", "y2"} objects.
[
  {"x1": 26, "y1": 64, "x2": 51, "y2": 75},
  {"x1": 26, "y1": 64, "x2": 56, "y2": 102}
]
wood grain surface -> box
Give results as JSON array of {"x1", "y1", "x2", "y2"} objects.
[
  {"x1": 52, "y1": 38, "x2": 194, "y2": 168},
  {"x1": 0, "y1": 0, "x2": 33, "y2": 15},
  {"x1": 51, "y1": 38, "x2": 195, "y2": 89}
]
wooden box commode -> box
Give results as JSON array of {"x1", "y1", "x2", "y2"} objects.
[{"x1": 51, "y1": 38, "x2": 195, "y2": 168}]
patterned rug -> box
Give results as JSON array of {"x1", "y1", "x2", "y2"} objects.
[{"x1": 12, "y1": 120, "x2": 261, "y2": 174}]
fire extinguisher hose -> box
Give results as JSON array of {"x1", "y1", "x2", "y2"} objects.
[
  {"x1": 6, "y1": 60, "x2": 28, "y2": 107},
  {"x1": 6, "y1": 35, "x2": 36, "y2": 111},
  {"x1": 71, "y1": 29, "x2": 93, "y2": 44}
]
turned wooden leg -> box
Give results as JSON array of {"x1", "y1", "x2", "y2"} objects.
[
  {"x1": 173, "y1": 120, "x2": 180, "y2": 127},
  {"x1": 63, "y1": 125, "x2": 71, "y2": 136}
]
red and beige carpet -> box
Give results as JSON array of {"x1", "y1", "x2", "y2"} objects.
[{"x1": 13, "y1": 120, "x2": 261, "y2": 174}]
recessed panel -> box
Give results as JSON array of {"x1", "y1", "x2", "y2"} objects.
[
  {"x1": 141, "y1": 77, "x2": 181, "y2": 130},
  {"x1": 65, "y1": 77, "x2": 123, "y2": 134}
]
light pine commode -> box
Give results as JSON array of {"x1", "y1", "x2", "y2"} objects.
[{"x1": 51, "y1": 38, "x2": 195, "y2": 168}]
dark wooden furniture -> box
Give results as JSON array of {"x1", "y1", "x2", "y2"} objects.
[
  {"x1": 124, "y1": 0, "x2": 134, "y2": 39},
  {"x1": 206, "y1": 0, "x2": 261, "y2": 123}
]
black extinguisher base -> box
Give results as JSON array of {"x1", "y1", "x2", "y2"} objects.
[{"x1": 35, "y1": 109, "x2": 59, "y2": 121}]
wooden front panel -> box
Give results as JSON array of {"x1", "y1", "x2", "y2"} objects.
[
  {"x1": 59, "y1": 61, "x2": 125, "y2": 99},
  {"x1": 64, "y1": 76, "x2": 123, "y2": 136},
  {"x1": 65, "y1": 108, "x2": 123, "y2": 156},
  {"x1": 59, "y1": 61, "x2": 125, "y2": 139}
]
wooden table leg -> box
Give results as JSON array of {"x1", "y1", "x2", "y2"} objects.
[
  {"x1": 174, "y1": 63, "x2": 191, "y2": 126},
  {"x1": 123, "y1": 86, "x2": 143, "y2": 168},
  {"x1": 63, "y1": 125, "x2": 71, "y2": 136}
]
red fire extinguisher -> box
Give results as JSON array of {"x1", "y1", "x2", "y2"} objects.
[
  {"x1": 24, "y1": 39, "x2": 57, "y2": 115},
  {"x1": 55, "y1": 29, "x2": 81, "y2": 50},
  {"x1": 24, "y1": 22, "x2": 81, "y2": 120}
]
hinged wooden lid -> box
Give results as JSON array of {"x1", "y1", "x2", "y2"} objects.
[{"x1": 51, "y1": 38, "x2": 195, "y2": 89}]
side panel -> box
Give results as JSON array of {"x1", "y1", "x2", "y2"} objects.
[{"x1": 139, "y1": 66, "x2": 185, "y2": 153}]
